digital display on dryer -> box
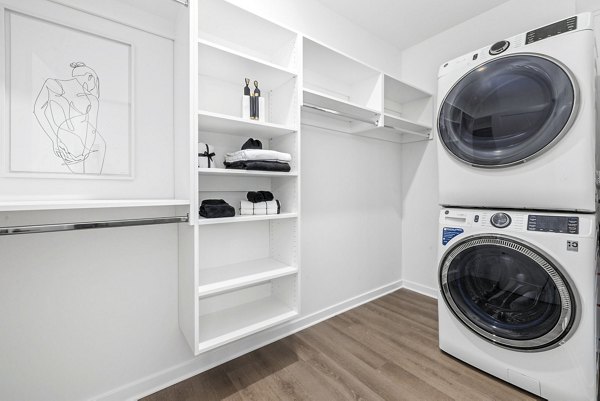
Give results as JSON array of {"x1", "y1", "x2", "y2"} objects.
[
  {"x1": 525, "y1": 17, "x2": 577, "y2": 44},
  {"x1": 527, "y1": 215, "x2": 578, "y2": 234}
]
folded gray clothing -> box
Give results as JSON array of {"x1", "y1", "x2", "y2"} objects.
[
  {"x1": 224, "y1": 149, "x2": 292, "y2": 163},
  {"x1": 224, "y1": 161, "x2": 291, "y2": 172}
]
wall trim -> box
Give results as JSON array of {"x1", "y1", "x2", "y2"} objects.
[
  {"x1": 402, "y1": 279, "x2": 437, "y2": 299},
  {"x1": 94, "y1": 280, "x2": 404, "y2": 401}
]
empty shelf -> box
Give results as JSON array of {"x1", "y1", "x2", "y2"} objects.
[
  {"x1": 198, "y1": 212, "x2": 298, "y2": 226},
  {"x1": 303, "y1": 88, "x2": 380, "y2": 125},
  {"x1": 198, "y1": 258, "x2": 298, "y2": 298},
  {"x1": 198, "y1": 110, "x2": 296, "y2": 138},
  {"x1": 198, "y1": 39, "x2": 297, "y2": 89},
  {"x1": 198, "y1": 297, "x2": 298, "y2": 353},
  {"x1": 198, "y1": 168, "x2": 297, "y2": 177}
]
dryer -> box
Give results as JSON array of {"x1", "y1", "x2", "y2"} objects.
[
  {"x1": 437, "y1": 207, "x2": 598, "y2": 401},
  {"x1": 436, "y1": 14, "x2": 597, "y2": 212}
]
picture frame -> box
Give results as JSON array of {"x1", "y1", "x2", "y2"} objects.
[{"x1": 3, "y1": 9, "x2": 134, "y2": 179}]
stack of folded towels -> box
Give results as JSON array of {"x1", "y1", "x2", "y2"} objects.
[
  {"x1": 224, "y1": 138, "x2": 291, "y2": 172},
  {"x1": 199, "y1": 199, "x2": 235, "y2": 218},
  {"x1": 240, "y1": 191, "x2": 281, "y2": 215}
]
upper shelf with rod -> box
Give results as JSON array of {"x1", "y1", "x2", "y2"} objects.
[
  {"x1": 301, "y1": 38, "x2": 432, "y2": 143},
  {"x1": 302, "y1": 36, "x2": 382, "y2": 126}
]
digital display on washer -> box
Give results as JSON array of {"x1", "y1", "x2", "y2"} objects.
[
  {"x1": 527, "y1": 215, "x2": 578, "y2": 234},
  {"x1": 525, "y1": 17, "x2": 577, "y2": 44}
]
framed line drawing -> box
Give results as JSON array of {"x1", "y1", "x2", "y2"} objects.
[{"x1": 5, "y1": 10, "x2": 133, "y2": 179}]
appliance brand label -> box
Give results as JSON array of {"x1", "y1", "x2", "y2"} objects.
[{"x1": 442, "y1": 227, "x2": 464, "y2": 245}]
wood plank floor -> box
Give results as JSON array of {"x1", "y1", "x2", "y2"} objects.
[{"x1": 143, "y1": 289, "x2": 543, "y2": 401}]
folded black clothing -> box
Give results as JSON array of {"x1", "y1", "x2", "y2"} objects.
[
  {"x1": 241, "y1": 138, "x2": 262, "y2": 150},
  {"x1": 224, "y1": 160, "x2": 291, "y2": 172},
  {"x1": 259, "y1": 191, "x2": 274, "y2": 201},
  {"x1": 247, "y1": 191, "x2": 264, "y2": 203},
  {"x1": 247, "y1": 191, "x2": 274, "y2": 203},
  {"x1": 201, "y1": 199, "x2": 227, "y2": 206},
  {"x1": 199, "y1": 199, "x2": 235, "y2": 218}
]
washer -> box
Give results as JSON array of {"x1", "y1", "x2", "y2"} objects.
[
  {"x1": 436, "y1": 13, "x2": 597, "y2": 212},
  {"x1": 437, "y1": 208, "x2": 598, "y2": 401}
]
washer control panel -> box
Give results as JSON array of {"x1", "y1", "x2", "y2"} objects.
[
  {"x1": 490, "y1": 212, "x2": 511, "y2": 228},
  {"x1": 527, "y1": 215, "x2": 579, "y2": 234}
]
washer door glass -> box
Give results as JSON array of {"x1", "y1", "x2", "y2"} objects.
[
  {"x1": 439, "y1": 236, "x2": 576, "y2": 350},
  {"x1": 438, "y1": 55, "x2": 575, "y2": 167}
]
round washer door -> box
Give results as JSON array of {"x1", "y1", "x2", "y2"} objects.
[
  {"x1": 439, "y1": 235, "x2": 577, "y2": 351},
  {"x1": 438, "y1": 54, "x2": 576, "y2": 167}
]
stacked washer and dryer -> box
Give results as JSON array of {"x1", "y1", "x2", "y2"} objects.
[{"x1": 435, "y1": 14, "x2": 599, "y2": 401}]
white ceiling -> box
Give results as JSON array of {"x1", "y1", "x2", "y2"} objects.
[{"x1": 316, "y1": 0, "x2": 511, "y2": 50}]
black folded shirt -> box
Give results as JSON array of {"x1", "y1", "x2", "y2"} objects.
[
  {"x1": 247, "y1": 191, "x2": 274, "y2": 203},
  {"x1": 224, "y1": 160, "x2": 291, "y2": 172},
  {"x1": 199, "y1": 199, "x2": 235, "y2": 218}
]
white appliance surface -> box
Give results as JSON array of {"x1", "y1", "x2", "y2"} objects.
[
  {"x1": 437, "y1": 208, "x2": 598, "y2": 401},
  {"x1": 436, "y1": 13, "x2": 597, "y2": 212}
]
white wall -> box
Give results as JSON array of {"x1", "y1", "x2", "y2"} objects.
[
  {"x1": 399, "y1": 0, "x2": 596, "y2": 294},
  {"x1": 0, "y1": 1, "x2": 405, "y2": 401}
]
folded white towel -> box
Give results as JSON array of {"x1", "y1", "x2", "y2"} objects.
[
  {"x1": 240, "y1": 207, "x2": 267, "y2": 215},
  {"x1": 240, "y1": 200, "x2": 280, "y2": 215},
  {"x1": 225, "y1": 149, "x2": 292, "y2": 163}
]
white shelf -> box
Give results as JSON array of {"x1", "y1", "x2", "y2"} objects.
[
  {"x1": 197, "y1": 297, "x2": 298, "y2": 353},
  {"x1": 198, "y1": 0, "x2": 298, "y2": 70},
  {"x1": 198, "y1": 39, "x2": 297, "y2": 89},
  {"x1": 198, "y1": 110, "x2": 296, "y2": 138},
  {"x1": 0, "y1": 199, "x2": 191, "y2": 212},
  {"x1": 198, "y1": 168, "x2": 297, "y2": 177},
  {"x1": 383, "y1": 114, "x2": 432, "y2": 136},
  {"x1": 303, "y1": 88, "x2": 380, "y2": 124},
  {"x1": 384, "y1": 75, "x2": 432, "y2": 104},
  {"x1": 198, "y1": 258, "x2": 297, "y2": 298},
  {"x1": 198, "y1": 212, "x2": 298, "y2": 226}
]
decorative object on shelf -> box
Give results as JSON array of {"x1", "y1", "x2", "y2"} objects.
[
  {"x1": 240, "y1": 200, "x2": 280, "y2": 215},
  {"x1": 224, "y1": 147, "x2": 291, "y2": 172},
  {"x1": 242, "y1": 78, "x2": 251, "y2": 119},
  {"x1": 241, "y1": 138, "x2": 262, "y2": 150},
  {"x1": 7, "y1": 10, "x2": 133, "y2": 179},
  {"x1": 250, "y1": 80, "x2": 265, "y2": 122},
  {"x1": 247, "y1": 191, "x2": 274, "y2": 202},
  {"x1": 198, "y1": 143, "x2": 216, "y2": 168},
  {"x1": 199, "y1": 199, "x2": 235, "y2": 218}
]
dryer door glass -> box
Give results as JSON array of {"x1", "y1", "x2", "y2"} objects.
[
  {"x1": 439, "y1": 235, "x2": 576, "y2": 351},
  {"x1": 438, "y1": 55, "x2": 575, "y2": 167}
]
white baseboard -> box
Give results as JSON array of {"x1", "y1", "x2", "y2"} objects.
[
  {"x1": 94, "y1": 280, "x2": 404, "y2": 401},
  {"x1": 402, "y1": 279, "x2": 437, "y2": 299}
]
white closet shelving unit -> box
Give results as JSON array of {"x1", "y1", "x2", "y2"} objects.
[
  {"x1": 178, "y1": 0, "x2": 301, "y2": 355},
  {"x1": 177, "y1": 0, "x2": 436, "y2": 355},
  {"x1": 301, "y1": 37, "x2": 433, "y2": 143}
]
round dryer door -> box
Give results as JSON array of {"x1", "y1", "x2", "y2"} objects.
[
  {"x1": 438, "y1": 55, "x2": 576, "y2": 167},
  {"x1": 439, "y1": 235, "x2": 577, "y2": 351}
]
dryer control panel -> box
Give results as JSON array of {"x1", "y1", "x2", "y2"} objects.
[
  {"x1": 525, "y1": 16, "x2": 577, "y2": 45},
  {"x1": 527, "y1": 215, "x2": 579, "y2": 234}
]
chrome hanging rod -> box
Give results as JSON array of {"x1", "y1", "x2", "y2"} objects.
[
  {"x1": 0, "y1": 215, "x2": 189, "y2": 236},
  {"x1": 171, "y1": 0, "x2": 189, "y2": 6},
  {"x1": 303, "y1": 104, "x2": 379, "y2": 126}
]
